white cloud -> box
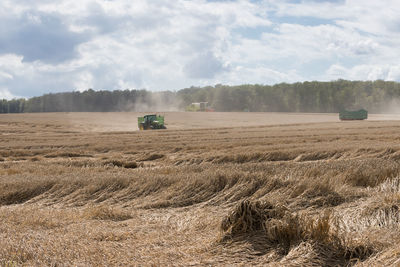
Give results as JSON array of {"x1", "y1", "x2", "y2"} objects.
[
  {"x1": 219, "y1": 65, "x2": 303, "y2": 86},
  {"x1": 0, "y1": 71, "x2": 13, "y2": 81},
  {"x1": 388, "y1": 67, "x2": 400, "y2": 81},
  {"x1": 74, "y1": 71, "x2": 94, "y2": 92},
  {"x1": 0, "y1": 0, "x2": 400, "y2": 97},
  {"x1": 326, "y1": 64, "x2": 400, "y2": 81},
  {"x1": 0, "y1": 88, "x2": 18, "y2": 100}
]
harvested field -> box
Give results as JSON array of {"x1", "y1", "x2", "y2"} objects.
[{"x1": 1, "y1": 112, "x2": 400, "y2": 266}]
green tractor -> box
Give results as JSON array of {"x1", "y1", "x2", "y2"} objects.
[{"x1": 138, "y1": 114, "x2": 166, "y2": 130}]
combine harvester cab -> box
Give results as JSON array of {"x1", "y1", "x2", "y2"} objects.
[
  {"x1": 339, "y1": 109, "x2": 368, "y2": 121},
  {"x1": 138, "y1": 114, "x2": 167, "y2": 130}
]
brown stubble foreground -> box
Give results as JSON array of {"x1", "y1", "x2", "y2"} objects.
[{"x1": 1, "y1": 112, "x2": 400, "y2": 266}]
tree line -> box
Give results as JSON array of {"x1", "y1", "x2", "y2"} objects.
[
  {"x1": 0, "y1": 89, "x2": 177, "y2": 113},
  {"x1": 1, "y1": 80, "x2": 400, "y2": 113}
]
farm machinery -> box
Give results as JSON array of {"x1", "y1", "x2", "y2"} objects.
[
  {"x1": 339, "y1": 109, "x2": 368, "y2": 120},
  {"x1": 186, "y1": 102, "x2": 214, "y2": 112},
  {"x1": 138, "y1": 114, "x2": 166, "y2": 130}
]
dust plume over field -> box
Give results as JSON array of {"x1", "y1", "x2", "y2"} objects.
[
  {"x1": 2, "y1": 112, "x2": 400, "y2": 266},
  {"x1": 121, "y1": 91, "x2": 183, "y2": 112},
  {"x1": 3, "y1": 112, "x2": 343, "y2": 132},
  {"x1": 54, "y1": 111, "x2": 400, "y2": 131},
  {"x1": 63, "y1": 112, "x2": 341, "y2": 131}
]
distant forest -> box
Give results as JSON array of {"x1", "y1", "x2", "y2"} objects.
[{"x1": 2, "y1": 80, "x2": 400, "y2": 113}]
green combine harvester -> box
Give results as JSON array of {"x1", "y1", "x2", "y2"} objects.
[
  {"x1": 138, "y1": 114, "x2": 166, "y2": 130},
  {"x1": 339, "y1": 109, "x2": 368, "y2": 120},
  {"x1": 186, "y1": 102, "x2": 214, "y2": 112}
]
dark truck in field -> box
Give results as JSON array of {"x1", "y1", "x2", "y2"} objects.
[{"x1": 339, "y1": 109, "x2": 368, "y2": 120}]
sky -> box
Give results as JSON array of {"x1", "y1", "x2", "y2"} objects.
[{"x1": 1, "y1": 0, "x2": 400, "y2": 99}]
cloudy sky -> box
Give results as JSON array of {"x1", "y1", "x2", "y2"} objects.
[{"x1": 0, "y1": 0, "x2": 400, "y2": 99}]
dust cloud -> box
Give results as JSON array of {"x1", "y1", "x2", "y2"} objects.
[
  {"x1": 119, "y1": 92, "x2": 183, "y2": 112},
  {"x1": 377, "y1": 98, "x2": 400, "y2": 114}
]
